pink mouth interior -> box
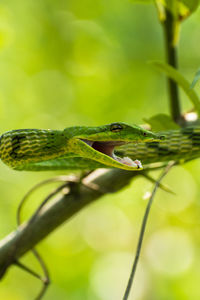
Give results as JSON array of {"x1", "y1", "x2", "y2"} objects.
[{"x1": 81, "y1": 140, "x2": 142, "y2": 168}]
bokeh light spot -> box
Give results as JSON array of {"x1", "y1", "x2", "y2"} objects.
[
  {"x1": 90, "y1": 252, "x2": 148, "y2": 300},
  {"x1": 156, "y1": 166, "x2": 197, "y2": 213},
  {"x1": 146, "y1": 227, "x2": 194, "y2": 276}
]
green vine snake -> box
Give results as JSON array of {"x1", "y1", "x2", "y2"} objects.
[{"x1": 0, "y1": 122, "x2": 198, "y2": 172}]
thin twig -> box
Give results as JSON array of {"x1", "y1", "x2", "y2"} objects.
[
  {"x1": 31, "y1": 249, "x2": 50, "y2": 300},
  {"x1": 15, "y1": 179, "x2": 73, "y2": 300},
  {"x1": 122, "y1": 161, "x2": 175, "y2": 300},
  {"x1": 14, "y1": 260, "x2": 44, "y2": 281},
  {"x1": 17, "y1": 175, "x2": 78, "y2": 224},
  {"x1": 142, "y1": 173, "x2": 175, "y2": 195},
  {"x1": 14, "y1": 172, "x2": 103, "y2": 300},
  {"x1": 26, "y1": 182, "x2": 69, "y2": 225}
]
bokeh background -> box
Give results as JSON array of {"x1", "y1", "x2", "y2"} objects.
[{"x1": 0, "y1": 0, "x2": 200, "y2": 299}]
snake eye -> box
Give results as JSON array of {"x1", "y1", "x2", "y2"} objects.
[
  {"x1": 110, "y1": 123, "x2": 123, "y2": 132},
  {"x1": 143, "y1": 132, "x2": 147, "y2": 136}
]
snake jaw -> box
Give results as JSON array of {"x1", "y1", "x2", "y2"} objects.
[{"x1": 81, "y1": 139, "x2": 142, "y2": 168}]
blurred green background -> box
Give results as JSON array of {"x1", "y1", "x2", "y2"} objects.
[{"x1": 0, "y1": 0, "x2": 200, "y2": 299}]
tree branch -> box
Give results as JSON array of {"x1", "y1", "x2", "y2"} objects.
[
  {"x1": 162, "y1": 9, "x2": 183, "y2": 124},
  {"x1": 0, "y1": 168, "x2": 139, "y2": 277}
]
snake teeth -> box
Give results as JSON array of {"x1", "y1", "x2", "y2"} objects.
[{"x1": 113, "y1": 155, "x2": 142, "y2": 168}]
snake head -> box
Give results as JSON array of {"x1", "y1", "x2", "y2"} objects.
[
  {"x1": 65, "y1": 122, "x2": 165, "y2": 171},
  {"x1": 106, "y1": 122, "x2": 164, "y2": 142}
]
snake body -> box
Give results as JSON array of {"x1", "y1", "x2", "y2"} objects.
[
  {"x1": 116, "y1": 126, "x2": 200, "y2": 165},
  {"x1": 0, "y1": 129, "x2": 69, "y2": 169},
  {"x1": 0, "y1": 123, "x2": 163, "y2": 171},
  {"x1": 0, "y1": 124, "x2": 199, "y2": 171}
]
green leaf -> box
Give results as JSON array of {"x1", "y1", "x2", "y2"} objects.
[
  {"x1": 155, "y1": 0, "x2": 199, "y2": 21},
  {"x1": 190, "y1": 68, "x2": 200, "y2": 89},
  {"x1": 159, "y1": 0, "x2": 187, "y2": 19},
  {"x1": 180, "y1": 0, "x2": 200, "y2": 13},
  {"x1": 149, "y1": 61, "x2": 200, "y2": 114},
  {"x1": 143, "y1": 114, "x2": 179, "y2": 131}
]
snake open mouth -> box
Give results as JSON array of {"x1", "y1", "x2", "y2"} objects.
[{"x1": 81, "y1": 139, "x2": 142, "y2": 168}]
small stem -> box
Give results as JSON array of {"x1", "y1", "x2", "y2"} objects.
[
  {"x1": 162, "y1": 9, "x2": 182, "y2": 124},
  {"x1": 14, "y1": 260, "x2": 43, "y2": 281}
]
